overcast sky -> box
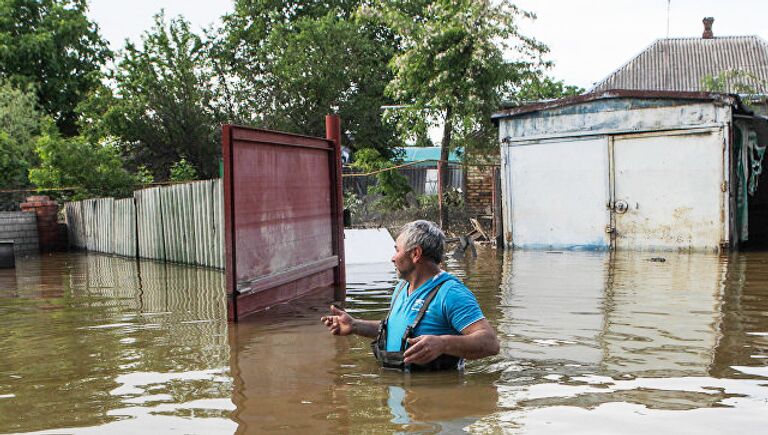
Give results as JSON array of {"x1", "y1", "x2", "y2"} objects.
[{"x1": 88, "y1": 0, "x2": 768, "y2": 90}]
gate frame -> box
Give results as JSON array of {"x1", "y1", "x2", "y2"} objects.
[{"x1": 223, "y1": 116, "x2": 346, "y2": 321}]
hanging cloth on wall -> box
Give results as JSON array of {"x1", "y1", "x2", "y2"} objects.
[
  {"x1": 748, "y1": 130, "x2": 766, "y2": 196},
  {"x1": 736, "y1": 126, "x2": 750, "y2": 241}
]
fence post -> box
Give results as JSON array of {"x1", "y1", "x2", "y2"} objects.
[
  {"x1": 437, "y1": 160, "x2": 445, "y2": 228},
  {"x1": 326, "y1": 114, "x2": 346, "y2": 303}
]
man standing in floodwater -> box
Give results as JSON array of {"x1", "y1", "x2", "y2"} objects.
[{"x1": 321, "y1": 220, "x2": 499, "y2": 371}]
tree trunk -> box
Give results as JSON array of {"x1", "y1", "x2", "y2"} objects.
[{"x1": 439, "y1": 105, "x2": 453, "y2": 229}]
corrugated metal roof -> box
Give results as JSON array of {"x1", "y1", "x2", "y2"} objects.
[
  {"x1": 591, "y1": 36, "x2": 768, "y2": 93},
  {"x1": 397, "y1": 146, "x2": 463, "y2": 162}
]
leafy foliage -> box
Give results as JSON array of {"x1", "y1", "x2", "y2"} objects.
[
  {"x1": 376, "y1": 0, "x2": 550, "y2": 155},
  {"x1": 28, "y1": 122, "x2": 137, "y2": 200},
  {"x1": 79, "y1": 13, "x2": 221, "y2": 179},
  {"x1": 702, "y1": 70, "x2": 768, "y2": 113},
  {"x1": 512, "y1": 75, "x2": 584, "y2": 102},
  {"x1": 169, "y1": 158, "x2": 198, "y2": 182},
  {"x1": 134, "y1": 165, "x2": 155, "y2": 186},
  {"x1": 2, "y1": 0, "x2": 582, "y2": 215},
  {"x1": 219, "y1": 1, "x2": 399, "y2": 156},
  {"x1": 0, "y1": 0, "x2": 111, "y2": 136},
  {"x1": 0, "y1": 131, "x2": 29, "y2": 189},
  {"x1": 701, "y1": 69, "x2": 768, "y2": 96},
  {"x1": 351, "y1": 148, "x2": 411, "y2": 209},
  {"x1": 373, "y1": 0, "x2": 550, "y2": 224},
  {"x1": 0, "y1": 81, "x2": 43, "y2": 187}
]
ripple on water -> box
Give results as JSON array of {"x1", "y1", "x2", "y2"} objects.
[{"x1": 1, "y1": 250, "x2": 767, "y2": 434}]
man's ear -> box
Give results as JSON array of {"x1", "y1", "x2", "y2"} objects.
[{"x1": 410, "y1": 245, "x2": 423, "y2": 263}]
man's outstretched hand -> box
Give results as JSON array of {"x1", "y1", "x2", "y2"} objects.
[{"x1": 321, "y1": 305, "x2": 354, "y2": 336}]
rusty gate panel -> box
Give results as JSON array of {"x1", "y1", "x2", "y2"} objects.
[{"x1": 223, "y1": 123, "x2": 345, "y2": 321}]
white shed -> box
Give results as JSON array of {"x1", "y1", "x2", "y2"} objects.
[{"x1": 493, "y1": 90, "x2": 768, "y2": 252}]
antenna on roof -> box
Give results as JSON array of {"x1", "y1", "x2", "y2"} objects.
[{"x1": 666, "y1": 0, "x2": 671, "y2": 38}]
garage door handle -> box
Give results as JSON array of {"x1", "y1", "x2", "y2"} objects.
[{"x1": 613, "y1": 200, "x2": 629, "y2": 214}]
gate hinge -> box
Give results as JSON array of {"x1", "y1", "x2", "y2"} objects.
[
  {"x1": 605, "y1": 225, "x2": 615, "y2": 234},
  {"x1": 721, "y1": 181, "x2": 727, "y2": 192}
]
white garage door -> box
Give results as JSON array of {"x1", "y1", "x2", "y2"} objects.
[
  {"x1": 505, "y1": 137, "x2": 610, "y2": 249},
  {"x1": 612, "y1": 130, "x2": 725, "y2": 251}
]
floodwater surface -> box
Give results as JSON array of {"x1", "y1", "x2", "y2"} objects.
[{"x1": 0, "y1": 249, "x2": 766, "y2": 433}]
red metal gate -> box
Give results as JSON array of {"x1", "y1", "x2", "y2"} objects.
[{"x1": 223, "y1": 117, "x2": 345, "y2": 321}]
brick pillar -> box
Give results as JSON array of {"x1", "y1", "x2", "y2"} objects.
[{"x1": 20, "y1": 196, "x2": 61, "y2": 253}]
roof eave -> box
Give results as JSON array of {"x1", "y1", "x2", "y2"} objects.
[{"x1": 492, "y1": 89, "x2": 749, "y2": 121}]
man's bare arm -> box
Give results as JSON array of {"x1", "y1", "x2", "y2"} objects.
[
  {"x1": 351, "y1": 318, "x2": 381, "y2": 338},
  {"x1": 403, "y1": 319, "x2": 499, "y2": 365}
]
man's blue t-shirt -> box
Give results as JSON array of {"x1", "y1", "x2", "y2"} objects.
[{"x1": 385, "y1": 271, "x2": 485, "y2": 352}]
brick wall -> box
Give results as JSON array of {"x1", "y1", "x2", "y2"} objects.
[
  {"x1": 20, "y1": 196, "x2": 62, "y2": 252},
  {"x1": 465, "y1": 165, "x2": 494, "y2": 215},
  {"x1": 0, "y1": 211, "x2": 39, "y2": 255}
]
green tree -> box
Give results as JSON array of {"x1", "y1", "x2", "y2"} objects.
[
  {"x1": 0, "y1": 81, "x2": 43, "y2": 187},
  {"x1": 0, "y1": 0, "x2": 111, "y2": 136},
  {"x1": 0, "y1": 131, "x2": 29, "y2": 189},
  {"x1": 28, "y1": 122, "x2": 138, "y2": 200},
  {"x1": 513, "y1": 75, "x2": 583, "y2": 102},
  {"x1": 134, "y1": 165, "x2": 154, "y2": 186},
  {"x1": 702, "y1": 70, "x2": 768, "y2": 113},
  {"x1": 169, "y1": 158, "x2": 198, "y2": 182},
  {"x1": 80, "y1": 13, "x2": 221, "y2": 179},
  {"x1": 702, "y1": 70, "x2": 768, "y2": 95},
  {"x1": 376, "y1": 0, "x2": 549, "y2": 224},
  {"x1": 219, "y1": 1, "x2": 398, "y2": 155},
  {"x1": 351, "y1": 148, "x2": 411, "y2": 209}
]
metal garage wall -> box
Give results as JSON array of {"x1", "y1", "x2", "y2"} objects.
[{"x1": 503, "y1": 137, "x2": 611, "y2": 250}]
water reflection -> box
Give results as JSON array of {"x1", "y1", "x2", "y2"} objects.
[
  {"x1": 487, "y1": 250, "x2": 768, "y2": 434},
  {"x1": 0, "y1": 253, "x2": 231, "y2": 434},
  {"x1": 228, "y1": 298, "x2": 342, "y2": 434},
  {"x1": 0, "y1": 248, "x2": 766, "y2": 434},
  {"x1": 603, "y1": 252, "x2": 723, "y2": 377},
  {"x1": 711, "y1": 253, "x2": 768, "y2": 378},
  {"x1": 498, "y1": 251, "x2": 607, "y2": 369},
  {"x1": 497, "y1": 251, "x2": 727, "y2": 376},
  {"x1": 227, "y1": 262, "x2": 502, "y2": 434}
]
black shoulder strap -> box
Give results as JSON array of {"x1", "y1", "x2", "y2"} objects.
[{"x1": 400, "y1": 281, "x2": 446, "y2": 351}]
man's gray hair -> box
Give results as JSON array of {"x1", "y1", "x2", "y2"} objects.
[{"x1": 399, "y1": 220, "x2": 445, "y2": 263}]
